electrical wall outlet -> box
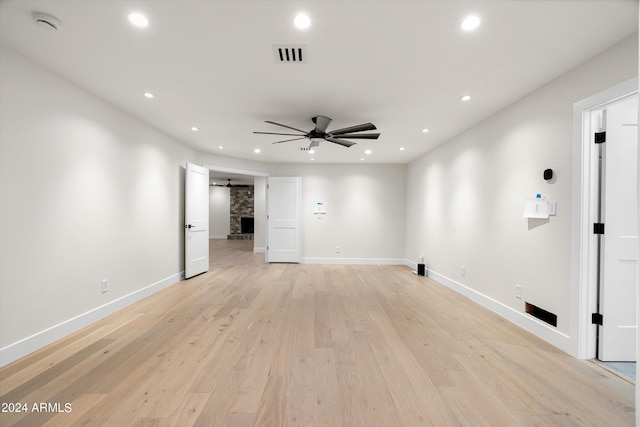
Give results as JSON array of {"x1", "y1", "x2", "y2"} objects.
[
  {"x1": 101, "y1": 279, "x2": 108, "y2": 294},
  {"x1": 460, "y1": 265, "x2": 466, "y2": 277},
  {"x1": 336, "y1": 246, "x2": 341, "y2": 254},
  {"x1": 515, "y1": 284, "x2": 522, "y2": 299}
]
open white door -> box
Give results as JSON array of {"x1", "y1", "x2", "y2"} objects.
[
  {"x1": 267, "y1": 177, "x2": 301, "y2": 263},
  {"x1": 598, "y1": 95, "x2": 638, "y2": 361},
  {"x1": 185, "y1": 163, "x2": 209, "y2": 278}
]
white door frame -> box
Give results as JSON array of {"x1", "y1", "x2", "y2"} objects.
[{"x1": 570, "y1": 76, "x2": 638, "y2": 359}]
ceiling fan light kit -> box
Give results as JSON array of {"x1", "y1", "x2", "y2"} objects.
[
  {"x1": 211, "y1": 179, "x2": 250, "y2": 188},
  {"x1": 31, "y1": 11, "x2": 62, "y2": 31},
  {"x1": 253, "y1": 115, "x2": 380, "y2": 149}
]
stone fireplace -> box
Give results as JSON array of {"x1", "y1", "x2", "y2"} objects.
[{"x1": 228, "y1": 186, "x2": 254, "y2": 240}]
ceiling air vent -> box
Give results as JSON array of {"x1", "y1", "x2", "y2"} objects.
[{"x1": 273, "y1": 45, "x2": 307, "y2": 63}]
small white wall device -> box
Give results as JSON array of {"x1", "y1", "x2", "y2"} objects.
[
  {"x1": 523, "y1": 194, "x2": 556, "y2": 219},
  {"x1": 314, "y1": 201, "x2": 326, "y2": 216}
]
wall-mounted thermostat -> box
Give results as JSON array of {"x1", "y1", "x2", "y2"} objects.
[{"x1": 314, "y1": 201, "x2": 326, "y2": 215}]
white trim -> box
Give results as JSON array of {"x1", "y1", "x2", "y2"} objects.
[
  {"x1": 202, "y1": 164, "x2": 270, "y2": 177},
  {"x1": 425, "y1": 269, "x2": 572, "y2": 354},
  {"x1": 571, "y1": 76, "x2": 639, "y2": 359},
  {"x1": 301, "y1": 257, "x2": 406, "y2": 265},
  {"x1": 0, "y1": 272, "x2": 183, "y2": 367},
  {"x1": 253, "y1": 246, "x2": 266, "y2": 253}
]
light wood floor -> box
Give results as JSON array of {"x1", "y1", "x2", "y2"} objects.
[{"x1": 0, "y1": 240, "x2": 634, "y2": 426}]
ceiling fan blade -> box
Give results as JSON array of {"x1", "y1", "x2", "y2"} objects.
[
  {"x1": 253, "y1": 131, "x2": 306, "y2": 136},
  {"x1": 330, "y1": 133, "x2": 380, "y2": 139},
  {"x1": 271, "y1": 137, "x2": 309, "y2": 144},
  {"x1": 265, "y1": 120, "x2": 308, "y2": 133},
  {"x1": 312, "y1": 115, "x2": 332, "y2": 133},
  {"x1": 329, "y1": 123, "x2": 377, "y2": 135},
  {"x1": 326, "y1": 137, "x2": 356, "y2": 147}
]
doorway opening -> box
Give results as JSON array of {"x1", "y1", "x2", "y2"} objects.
[{"x1": 204, "y1": 165, "x2": 269, "y2": 263}]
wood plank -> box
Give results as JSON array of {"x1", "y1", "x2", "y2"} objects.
[
  {"x1": 41, "y1": 393, "x2": 107, "y2": 427},
  {"x1": 313, "y1": 348, "x2": 343, "y2": 427},
  {"x1": 166, "y1": 393, "x2": 210, "y2": 427},
  {"x1": 192, "y1": 370, "x2": 244, "y2": 427},
  {"x1": 294, "y1": 294, "x2": 315, "y2": 359},
  {"x1": 284, "y1": 357, "x2": 314, "y2": 427},
  {"x1": 313, "y1": 292, "x2": 333, "y2": 348},
  {"x1": 253, "y1": 375, "x2": 286, "y2": 426},
  {"x1": 223, "y1": 412, "x2": 256, "y2": 427}
]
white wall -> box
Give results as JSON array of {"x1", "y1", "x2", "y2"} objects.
[
  {"x1": 269, "y1": 163, "x2": 406, "y2": 263},
  {"x1": 0, "y1": 46, "x2": 196, "y2": 365},
  {"x1": 405, "y1": 34, "x2": 638, "y2": 352},
  {"x1": 209, "y1": 186, "x2": 230, "y2": 238}
]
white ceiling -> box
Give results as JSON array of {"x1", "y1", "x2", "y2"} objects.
[{"x1": 0, "y1": 0, "x2": 637, "y2": 164}]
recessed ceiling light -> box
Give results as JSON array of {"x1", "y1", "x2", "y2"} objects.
[
  {"x1": 400, "y1": 147, "x2": 405, "y2": 151},
  {"x1": 293, "y1": 13, "x2": 311, "y2": 29},
  {"x1": 218, "y1": 146, "x2": 224, "y2": 150},
  {"x1": 191, "y1": 127, "x2": 199, "y2": 131},
  {"x1": 461, "y1": 15, "x2": 480, "y2": 31},
  {"x1": 128, "y1": 12, "x2": 149, "y2": 28},
  {"x1": 365, "y1": 150, "x2": 372, "y2": 155},
  {"x1": 360, "y1": 158, "x2": 365, "y2": 161},
  {"x1": 309, "y1": 149, "x2": 315, "y2": 154},
  {"x1": 143, "y1": 92, "x2": 154, "y2": 99},
  {"x1": 310, "y1": 158, "x2": 315, "y2": 161},
  {"x1": 422, "y1": 128, "x2": 429, "y2": 133},
  {"x1": 461, "y1": 95, "x2": 471, "y2": 102},
  {"x1": 254, "y1": 149, "x2": 261, "y2": 154}
]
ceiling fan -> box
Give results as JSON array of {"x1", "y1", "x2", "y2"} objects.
[
  {"x1": 253, "y1": 115, "x2": 380, "y2": 148},
  {"x1": 210, "y1": 179, "x2": 250, "y2": 188}
]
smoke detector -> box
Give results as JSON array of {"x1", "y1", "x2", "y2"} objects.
[{"x1": 32, "y1": 12, "x2": 61, "y2": 31}]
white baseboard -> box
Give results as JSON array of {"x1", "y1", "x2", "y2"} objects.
[
  {"x1": 253, "y1": 246, "x2": 266, "y2": 253},
  {"x1": 301, "y1": 257, "x2": 406, "y2": 265},
  {"x1": 406, "y1": 261, "x2": 572, "y2": 355},
  {"x1": 0, "y1": 272, "x2": 183, "y2": 367}
]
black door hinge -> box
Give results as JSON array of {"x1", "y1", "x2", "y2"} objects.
[
  {"x1": 593, "y1": 223, "x2": 605, "y2": 235},
  {"x1": 594, "y1": 132, "x2": 606, "y2": 144},
  {"x1": 592, "y1": 313, "x2": 603, "y2": 325}
]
